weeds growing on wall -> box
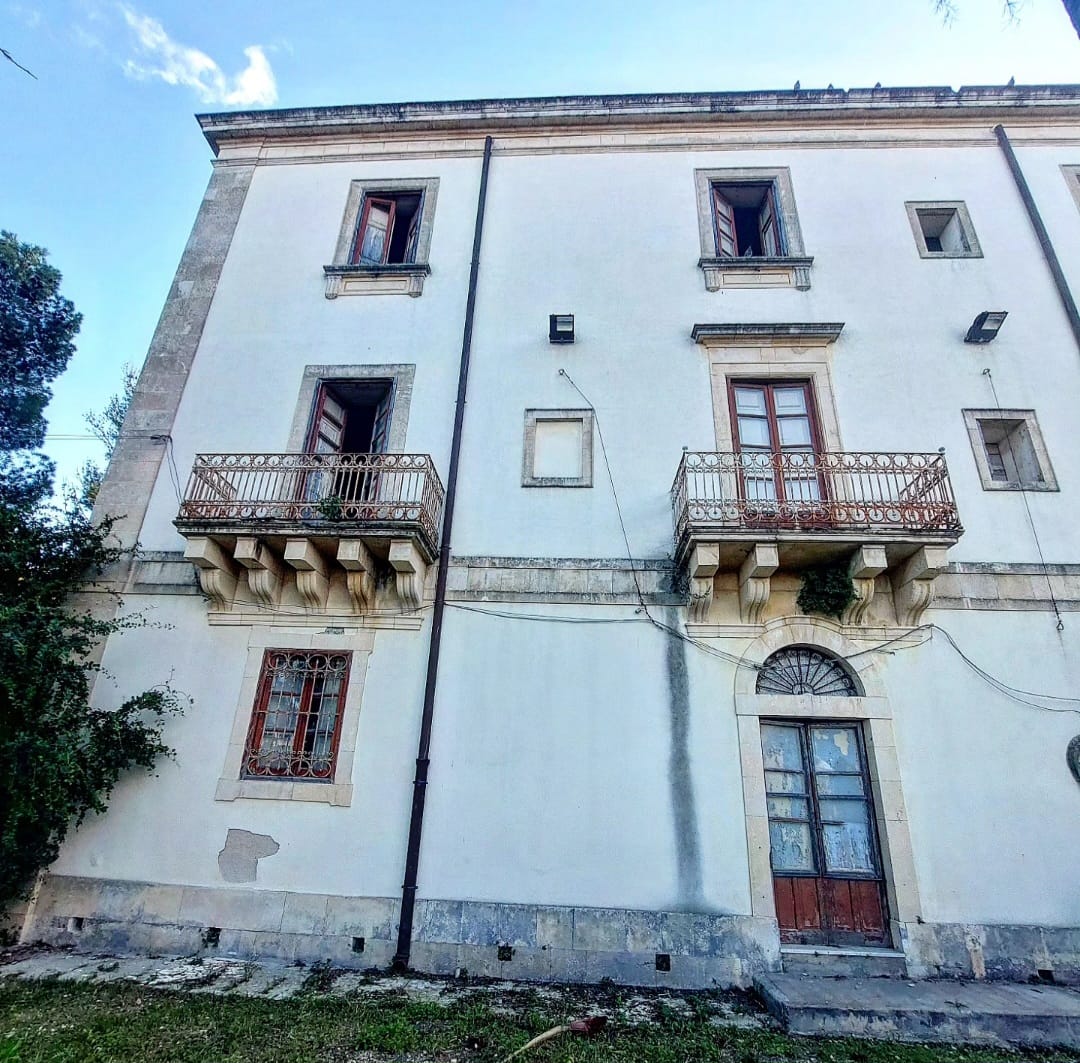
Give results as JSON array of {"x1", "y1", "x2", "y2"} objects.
[{"x1": 796, "y1": 564, "x2": 856, "y2": 620}]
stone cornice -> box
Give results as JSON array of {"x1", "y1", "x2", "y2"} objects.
[
  {"x1": 198, "y1": 84, "x2": 1080, "y2": 153},
  {"x1": 692, "y1": 322, "x2": 845, "y2": 346}
]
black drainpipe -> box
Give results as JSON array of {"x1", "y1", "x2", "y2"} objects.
[
  {"x1": 392, "y1": 134, "x2": 493, "y2": 972},
  {"x1": 994, "y1": 124, "x2": 1080, "y2": 353}
]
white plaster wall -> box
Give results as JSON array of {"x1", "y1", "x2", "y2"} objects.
[
  {"x1": 417, "y1": 603, "x2": 751, "y2": 914},
  {"x1": 888, "y1": 607, "x2": 1080, "y2": 926},
  {"x1": 53, "y1": 595, "x2": 427, "y2": 899},
  {"x1": 68, "y1": 122, "x2": 1080, "y2": 930},
  {"x1": 451, "y1": 139, "x2": 1080, "y2": 563},
  {"x1": 137, "y1": 155, "x2": 486, "y2": 552}
]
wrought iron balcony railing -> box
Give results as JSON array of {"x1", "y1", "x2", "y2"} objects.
[
  {"x1": 177, "y1": 452, "x2": 445, "y2": 555},
  {"x1": 671, "y1": 451, "x2": 962, "y2": 551}
]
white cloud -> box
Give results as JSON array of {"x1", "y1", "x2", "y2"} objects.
[{"x1": 118, "y1": 5, "x2": 277, "y2": 107}]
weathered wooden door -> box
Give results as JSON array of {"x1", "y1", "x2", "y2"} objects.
[{"x1": 761, "y1": 720, "x2": 889, "y2": 946}]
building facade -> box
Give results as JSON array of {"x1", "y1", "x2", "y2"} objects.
[{"x1": 22, "y1": 86, "x2": 1080, "y2": 988}]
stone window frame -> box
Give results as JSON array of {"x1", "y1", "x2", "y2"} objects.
[
  {"x1": 905, "y1": 200, "x2": 983, "y2": 259},
  {"x1": 215, "y1": 627, "x2": 374, "y2": 806},
  {"x1": 521, "y1": 409, "x2": 595, "y2": 488},
  {"x1": 1060, "y1": 165, "x2": 1080, "y2": 213},
  {"x1": 693, "y1": 324, "x2": 846, "y2": 454},
  {"x1": 324, "y1": 177, "x2": 439, "y2": 298},
  {"x1": 693, "y1": 167, "x2": 813, "y2": 291},
  {"x1": 732, "y1": 617, "x2": 924, "y2": 962},
  {"x1": 963, "y1": 408, "x2": 1058, "y2": 492},
  {"x1": 287, "y1": 364, "x2": 415, "y2": 453}
]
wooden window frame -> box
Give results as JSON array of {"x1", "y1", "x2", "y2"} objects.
[
  {"x1": 762, "y1": 720, "x2": 883, "y2": 882},
  {"x1": 350, "y1": 196, "x2": 399, "y2": 266},
  {"x1": 726, "y1": 378, "x2": 829, "y2": 518},
  {"x1": 242, "y1": 649, "x2": 352, "y2": 782}
]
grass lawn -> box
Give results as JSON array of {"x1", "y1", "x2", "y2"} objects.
[{"x1": 1, "y1": 978, "x2": 1076, "y2": 1063}]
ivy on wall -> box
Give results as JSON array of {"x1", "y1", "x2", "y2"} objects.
[{"x1": 796, "y1": 564, "x2": 856, "y2": 620}]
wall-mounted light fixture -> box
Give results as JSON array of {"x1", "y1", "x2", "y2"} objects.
[
  {"x1": 549, "y1": 314, "x2": 575, "y2": 344},
  {"x1": 964, "y1": 310, "x2": 1008, "y2": 344}
]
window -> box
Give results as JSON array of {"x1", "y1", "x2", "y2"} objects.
[
  {"x1": 712, "y1": 183, "x2": 783, "y2": 257},
  {"x1": 522, "y1": 409, "x2": 594, "y2": 487},
  {"x1": 352, "y1": 192, "x2": 423, "y2": 266},
  {"x1": 906, "y1": 201, "x2": 982, "y2": 259},
  {"x1": 694, "y1": 168, "x2": 811, "y2": 290},
  {"x1": 963, "y1": 408, "x2": 1058, "y2": 491},
  {"x1": 729, "y1": 380, "x2": 825, "y2": 515},
  {"x1": 305, "y1": 380, "x2": 395, "y2": 455},
  {"x1": 243, "y1": 650, "x2": 351, "y2": 781},
  {"x1": 326, "y1": 177, "x2": 439, "y2": 297},
  {"x1": 756, "y1": 646, "x2": 858, "y2": 696}
]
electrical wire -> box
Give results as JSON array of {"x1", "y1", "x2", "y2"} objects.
[
  {"x1": 557, "y1": 366, "x2": 751, "y2": 669},
  {"x1": 982, "y1": 367, "x2": 1064, "y2": 631}
]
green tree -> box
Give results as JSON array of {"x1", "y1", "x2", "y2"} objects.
[
  {"x1": 0, "y1": 232, "x2": 183, "y2": 912},
  {"x1": 70, "y1": 362, "x2": 138, "y2": 515}
]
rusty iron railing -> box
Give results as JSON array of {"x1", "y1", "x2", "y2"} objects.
[
  {"x1": 672, "y1": 451, "x2": 962, "y2": 547},
  {"x1": 178, "y1": 452, "x2": 445, "y2": 549}
]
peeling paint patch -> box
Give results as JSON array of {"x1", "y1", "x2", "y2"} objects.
[{"x1": 217, "y1": 829, "x2": 279, "y2": 883}]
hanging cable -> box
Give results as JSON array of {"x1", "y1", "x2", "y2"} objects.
[
  {"x1": 557, "y1": 367, "x2": 750, "y2": 669},
  {"x1": 982, "y1": 367, "x2": 1063, "y2": 630}
]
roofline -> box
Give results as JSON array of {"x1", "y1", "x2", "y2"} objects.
[{"x1": 197, "y1": 84, "x2": 1080, "y2": 154}]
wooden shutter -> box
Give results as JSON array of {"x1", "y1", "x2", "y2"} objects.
[
  {"x1": 712, "y1": 186, "x2": 737, "y2": 257},
  {"x1": 306, "y1": 386, "x2": 347, "y2": 454},
  {"x1": 759, "y1": 187, "x2": 780, "y2": 256},
  {"x1": 369, "y1": 385, "x2": 395, "y2": 454},
  {"x1": 353, "y1": 197, "x2": 396, "y2": 265},
  {"x1": 404, "y1": 195, "x2": 423, "y2": 264}
]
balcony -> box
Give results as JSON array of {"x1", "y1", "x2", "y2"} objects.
[
  {"x1": 174, "y1": 452, "x2": 445, "y2": 615},
  {"x1": 671, "y1": 451, "x2": 963, "y2": 626}
]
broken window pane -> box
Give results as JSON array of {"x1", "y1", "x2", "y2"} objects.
[{"x1": 811, "y1": 726, "x2": 861, "y2": 774}]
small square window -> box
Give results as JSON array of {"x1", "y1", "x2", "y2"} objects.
[
  {"x1": 906, "y1": 201, "x2": 982, "y2": 259},
  {"x1": 243, "y1": 650, "x2": 352, "y2": 780},
  {"x1": 522, "y1": 409, "x2": 594, "y2": 488},
  {"x1": 352, "y1": 192, "x2": 423, "y2": 266},
  {"x1": 963, "y1": 409, "x2": 1057, "y2": 491}
]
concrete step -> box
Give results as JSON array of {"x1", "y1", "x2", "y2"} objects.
[
  {"x1": 781, "y1": 944, "x2": 907, "y2": 978},
  {"x1": 755, "y1": 973, "x2": 1080, "y2": 1048}
]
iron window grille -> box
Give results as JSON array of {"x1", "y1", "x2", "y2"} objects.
[
  {"x1": 756, "y1": 646, "x2": 858, "y2": 697},
  {"x1": 243, "y1": 650, "x2": 352, "y2": 781}
]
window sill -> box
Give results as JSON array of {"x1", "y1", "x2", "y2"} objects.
[
  {"x1": 916, "y1": 250, "x2": 983, "y2": 260},
  {"x1": 215, "y1": 777, "x2": 354, "y2": 806},
  {"x1": 698, "y1": 256, "x2": 813, "y2": 292},
  {"x1": 981, "y1": 480, "x2": 1058, "y2": 492},
  {"x1": 323, "y1": 263, "x2": 431, "y2": 299}
]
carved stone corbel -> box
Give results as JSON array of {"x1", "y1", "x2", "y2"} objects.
[
  {"x1": 389, "y1": 539, "x2": 427, "y2": 613},
  {"x1": 687, "y1": 543, "x2": 720, "y2": 623},
  {"x1": 739, "y1": 544, "x2": 779, "y2": 625},
  {"x1": 843, "y1": 545, "x2": 889, "y2": 626},
  {"x1": 284, "y1": 538, "x2": 330, "y2": 611},
  {"x1": 337, "y1": 540, "x2": 378, "y2": 614},
  {"x1": 324, "y1": 273, "x2": 342, "y2": 300},
  {"x1": 233, "y1": 537, "x2": 285, "y2": 609},
  {"x1": 184, "y1": 537, "x2": 238, "y2": 610},
  {"x1": 892, "y1": 546, "x2": 950, "y2": 627}
]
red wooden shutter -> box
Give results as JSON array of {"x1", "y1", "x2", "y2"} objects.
[
  {"x1": 712, "y1": 186, "x2": 738, "y2": 257},
  {"x1": 759, "y1": 187, "x2": 780, "y2": 256}
]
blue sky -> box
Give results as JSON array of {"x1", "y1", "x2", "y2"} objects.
[{"x1": 3, "y1": 0, "x2": 1078, "y2": 489}]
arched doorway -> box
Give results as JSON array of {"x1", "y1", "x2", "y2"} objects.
[{"x1": 758, "y1": 646, "x2": 889, "y2": 946}]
